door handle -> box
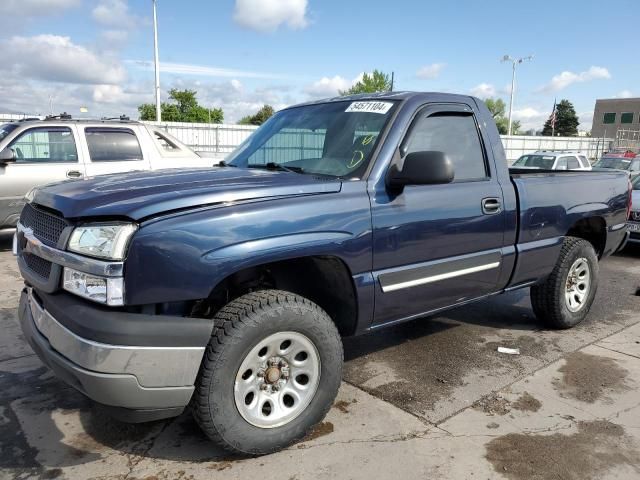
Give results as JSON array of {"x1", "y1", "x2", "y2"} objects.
[
  {"x1": 482, "y1": 197, "x2": 502, "y2": 215},
  {"x1": 66, "y1": 170, "x2": 82, "y2": 178}
]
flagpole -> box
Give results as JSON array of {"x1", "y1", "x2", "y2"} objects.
[{"x1": 551, "y1": 99, "x2": 556, "y2": 137}]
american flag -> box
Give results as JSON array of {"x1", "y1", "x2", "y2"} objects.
[{"x1": 550, "y1": 99, "x2": 557, "y2": 129}]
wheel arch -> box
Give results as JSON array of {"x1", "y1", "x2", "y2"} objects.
[
  {"x1": 566, "y1": 216, "x2": 607, "y2": 258},
  {"x1": 198, "y1": 255, "x2": 359, "y2": 336}
]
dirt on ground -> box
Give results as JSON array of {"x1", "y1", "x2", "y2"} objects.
[
  {"x1": 554, "y1": 351, "x2": 630, "y2": 403},
  {"x1": 333, "y1": 399, "x2": 357, "y2": 414},
  {"x1": 511, "y1": 392, "x2": 542, "y2": 412},
  {"x1": 485, "y1": 420, "x2": 640, "y2": 480},
  {"x1": 342, "y1": 318, "x2": 516, "y2": 415},
  {"x1": 473, "y1": 392, "x2": 511, "y2": 416},
  {"x1": 299, "y1": 421, "x2": 334, "y2": 444}
]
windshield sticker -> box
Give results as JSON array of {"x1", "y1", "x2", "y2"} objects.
[
  {"x1": 345, "y1": 101, "x2": 393, "y2": 114},
  {"x1": 348, "y1": 150, "x2": 365, "y2": 168}
]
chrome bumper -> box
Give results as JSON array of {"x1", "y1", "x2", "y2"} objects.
[{"x1": 19, "y1": 288, "x2": 205, "y2": 411}]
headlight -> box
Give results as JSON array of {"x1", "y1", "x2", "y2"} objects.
[
  {"x1": 63, "y1": 267, "x2": 124, "y2": 306},
  {"x1": 67, "y1": 223, "x2": 137, "y2": 260}
]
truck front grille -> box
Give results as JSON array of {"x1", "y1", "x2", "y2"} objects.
[
  {"x1": 20, "y1": 203, "x2": 68, "y2": 247},
  {"x1": 23, "y1": 253, "x2": 53, "y2": 280}
]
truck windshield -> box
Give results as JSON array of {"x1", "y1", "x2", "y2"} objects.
[
  {"x1": 0, "y1": 123, "x2": 18, "y2": 142},
  {"x1": 593, "y1": 157, "x2": 632, "y2": 170},
  {"x1": 227, "y1": 100, "x2": 398, "y2": 178},
  {"x1": 512, "y1": 154, "x2": 555, "y2": 169}
]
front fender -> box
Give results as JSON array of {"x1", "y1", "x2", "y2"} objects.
[{"x1": 123, "y1": 183, "x2": 372, "y2": 305}]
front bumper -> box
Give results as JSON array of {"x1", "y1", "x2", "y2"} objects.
[{"x1": 19, "y1": 288, "x2": 212, "y2": 422}]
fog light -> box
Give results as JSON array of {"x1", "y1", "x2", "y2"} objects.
[{"x1": 63, "y1": 267, "x2": 124, "y2": 306}]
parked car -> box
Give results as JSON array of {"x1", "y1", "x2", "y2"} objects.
[
  {"x1": 512, "y1": 151, "x2": 592, "y2": 170},
  {"x1": 627, "y1": 174, "x2": 640, "y2": 244},
  {"x1": 0, "y1": 117, "x2": 212, "y2": 229},
  {"x1": 592, "y1": 155, "x2": 640, "y2": 174},
  {"x1": 15, "y1": 92, "x2": 631, "y2": 455}
]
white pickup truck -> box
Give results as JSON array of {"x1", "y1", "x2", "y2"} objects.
[{"x1": 0, "y1": 117, "x2": 213, "y2": 229}]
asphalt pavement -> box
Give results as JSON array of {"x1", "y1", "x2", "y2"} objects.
[{"x1": 1, "y1": 229, "x2": 639, "y2": 480}]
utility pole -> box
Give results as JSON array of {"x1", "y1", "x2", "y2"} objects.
[
  {"x1": 501, "y1": 55, "x2": 533, "y2": 136},
  {"x1": 390, "y1": 71, "x2": 394, "y2": 92},
  {"x1": 153, "y1": 0, "x2": 161, "y2": 122}
]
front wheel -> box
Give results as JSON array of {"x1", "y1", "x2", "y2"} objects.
[
  {"x1": 192, "y1": 290, "x2": 343, "y2": 455},
  {"x1": 530, "y1": 236, "x2": 599, "y2": 329}
]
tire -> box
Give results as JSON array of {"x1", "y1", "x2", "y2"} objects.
[
  {"x1": 192, "y1": 289, "x2": 343, "y2": 455},
  {"x1": 530, "y1": 236, "x2": 599, "y2": 329}
]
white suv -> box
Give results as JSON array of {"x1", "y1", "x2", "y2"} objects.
[
  {"x1": 0, "y1": 117, "x2": 213, "y2": 229},
  {"x1": 512, "y1": 151, "x2": 592, "y2": 171}
]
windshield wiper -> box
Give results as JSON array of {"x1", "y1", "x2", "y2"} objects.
[
  {"x1": 214, "y1": 160, "x2": 237, "y2": 167},
  {"x1": 248, "y1": 162, "x2": 305, "y2": 174}
]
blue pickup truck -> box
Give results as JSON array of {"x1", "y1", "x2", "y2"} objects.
[{"x1": 15, "y1": 92, "x2": 631, "y2": 455}]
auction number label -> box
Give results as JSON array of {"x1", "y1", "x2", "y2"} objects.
[{"x1": 345, "y1": 101, "x2": 394, "y2": 114}]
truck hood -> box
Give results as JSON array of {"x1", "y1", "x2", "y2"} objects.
[{"x1": 31, "y1": 167, "x2": 342, "y2": 220}]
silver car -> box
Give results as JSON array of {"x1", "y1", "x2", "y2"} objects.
[{"x1": 0, "y1": 117, "x2": 211, "y2": 229}]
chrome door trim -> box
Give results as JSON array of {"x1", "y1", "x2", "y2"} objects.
[
  {"x1": 377, "y1": 250, "x2": 502, "y2": 293},
  {"x1": 381, "y1": 261, "x2": 501, "y2": 293}
]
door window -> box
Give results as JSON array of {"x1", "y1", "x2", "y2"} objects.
[
  {"x1": 9, "y1": 127, "x2": 77, "y2": 163},
  {"x1": 567, "y1": 157, "x2": 581, "y2": 169},
  {"x1": 85, "y1": 128, "x2": 143, "y2": 162},
  {"x1": 556, "y1": 157, "x2": 569, "y2": 170},
  {"x1": 404, "y1": 113, "x2": 487, "y2": 181},
  {"x1": 579, "y1": 155, "x2": 590, "y2": 168}
]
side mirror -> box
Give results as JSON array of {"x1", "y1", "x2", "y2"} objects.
[
  {"x1": 0, "y1": 147, "x2": 16, "y2": 166},
  {"x1": 387, "y1": 150, "x2": 454, "y2": 188}
]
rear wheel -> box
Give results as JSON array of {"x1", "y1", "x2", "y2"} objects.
[
  {"x1": 530, "y1": 236, "x2": 599, "y2": 329},
  {"x1": 192, "y1": 290, "x2": 343, "y2": 455}
]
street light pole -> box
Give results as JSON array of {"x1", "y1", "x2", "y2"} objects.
[
  {"x1": 501, "y1": 55, "x2": 533, "y2": 136},
  {"x1": 152, "y1": 0, "x2": 161, "y2": 122}
]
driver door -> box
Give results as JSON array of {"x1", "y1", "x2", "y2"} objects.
[{"x1": 370, "y1": 103, "x2": 507, "y2": 326}]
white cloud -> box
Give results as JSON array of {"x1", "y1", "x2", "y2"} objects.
[
  {"x1": 616, "y1": 90, "x2": 634, "y2": 98},
  {"x1": 233, "y1": 0, "x2": 309, "y2": 33},
  {"x1": 0, "y1": 0, "x2": 79, "y2": 16},
  {"x1": 538, "y1": 66, "x2": 611, "y2": 93},
  {"x1": 469, "y1": 83, "x2": 497, "y2": 99},
  {"x1": 416, "y1": 63, "x2": 445, "y2": 79},
  {"x1": 165, "y1": 79, "x2": 294, "y2": 123},
  {"x1": 0, "y1": 35, "x2": 127, "y2": 85},
  {"x1": 304, "y1": 76, "x2": 351, "y2": 97},
  {"x1": 129, "y1": 60, "x2": 286, "y2": 80},
  {"x1": 92, "y1": 0, "x2": 137, "y2": 29},
  {"x1": 100, "y1": 29, "x2": 130, "y2": 47},
  {"x1": 578, "y1": 111, "x2": 594, "y2": 130},
  {"x1": 92, "y1": 84, "x2": 150, "y2": 107},
  {"x1": 510, "y1": 107, "x2": 548, "y2": 131}
]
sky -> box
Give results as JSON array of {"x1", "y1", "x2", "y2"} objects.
[{"x1": 0, "y1": 0, "x2": 638, "y2": 130}]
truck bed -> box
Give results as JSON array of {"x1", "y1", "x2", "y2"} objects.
[{"x1": 506, "y1": 167, "x2": 630, "y2": 287}]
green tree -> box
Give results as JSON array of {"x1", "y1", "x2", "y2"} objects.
[
  {"x1": 238, "y1": 105, "x2": 275, "y2": 126},
  {"x1": 138, "y1": 89, "x2": 223, "y2": 123},
  {"x1": 542, "y1": 99, "x2": 579, "y2": 136},
  {"x1": 339, "y1": 70, "x2": 392, "y2": 95},
  {"x1": 484, "y1": 98, "x2": 521, "y2": 135}
]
